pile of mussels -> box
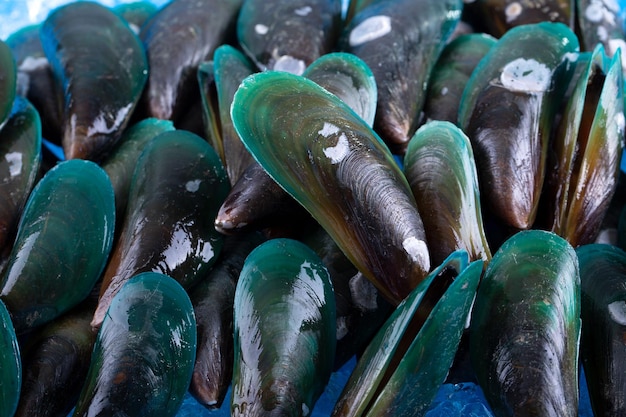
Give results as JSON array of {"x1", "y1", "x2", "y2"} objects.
[{"x1": 0, "y1": 0, "x2": 625, "y2": 416}]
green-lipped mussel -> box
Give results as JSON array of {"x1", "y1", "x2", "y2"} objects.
[
  {"x1": 470, "y1": 230, "x2": 580, "y2": 416},
  {"x1": 577, "y1": 243, "x2": 626, "y2": 416},
  {"x1": 332, "y1": 251, "x2": 482, "y2": 416},
  {"x1": 93, "y1": 129, "x2": 230, "y2": 329},
  {"x1": 1, "y1": 159, "x2": 115, "y2": 333},
  {"x1": 73, "y1": 272, "x2": 196, "y2": 417},
  {"x1": 40, "y1": 1, "x2": 148, "y2": 161},
  {"x1": 231, "y1": 70, "x2": 430, "y2": 305},
  {"x1": 232, "y1": 238, "x2": 336, "y2": 416},
  {"x1": 459, "y1": 22, "x2": 580, "y2": 231},
  {"x1": 403, "y1": 121, "x2": 491, "y2": 266}
]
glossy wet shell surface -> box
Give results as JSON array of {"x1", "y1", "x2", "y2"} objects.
[
  {"x1": 232, "y1": 238, "x2": 336, "y2": 416},
  {"x1": 0, "y1": 159, "x2": 115, "y2": 333},
  {"x1": 73, "y1": 272, "x2": 197, "y2": 417},
  {"x1": 231, "y1": 70, "x2": 430, "y2": 305}
]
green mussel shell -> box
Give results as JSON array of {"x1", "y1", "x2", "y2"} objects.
[
  {"x1": 332, "y1": 251, "x2": 482, "y2": 417},
  {"x1": 339, "y1": 0, "x2": 462, "y2": 153},
  {"x1": 458, "y1": 22, "x2": 580, "y2": 230},
  {"x1": 423, "y1": 33, "x2": 496, "y2": 124},
  {"x1": 237, "y1": 0, "x2": 342, "y2": 74},
  {"x1": 577, "y1": 243, "x2": 626, "y2": 417},
  {"x1": 140, "y1": 0, "x2": 243, "y2": 122},
  {"x1": 0, "y1": 298, "x2": 20, "y2": 417},
  {"x1": 41, "y1": 1, "x2": 148, "y2": 161},
  {"x1": 231, "y1": 70, "x2": 430, "y2": 305},
  {"x1": 15, "y1": 301, "x2": 96, "y2": 417},
  {"x1": 100, "y1": 117, "x2": 175, "y2": 222},
  {"x1": 232, "y1": 238, "x2": 336, "y2": 416},
  {"x1": 404, "y1": 121, "x2": 491, "y2": 266},
  {"x1": 303, "y1": 52, "x2": 377, "y2": 128},
  {"x1": 0, "y1": 39, "x2": 17, "y2": 129},
  {"x1": 540, "y1": 45, "x2": 624, "y2": 247},
  {"x1": 470, "y1": 230, "x2": 580, "y2": 417},
  {"x1": 73, "y1": 272, "x2": 196, "y2": 417},
  {"x1": 0, "y1": 159, "x2": 115, "y2": 333},
  {"x1": 93, "y1": 130, "x2": 229, "y2": 329},
  {"x1": 0, "y1": 96, "x2": 42, "y2": 254},
  {"x1": 197, "y1": 60, "x2": 223, "y2": 163}
]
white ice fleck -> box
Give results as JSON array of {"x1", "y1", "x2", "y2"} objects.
[
  {"x1": 608, "y1": 300, "x2": 626, "y2": 325},
  {"x1": 302, "y1": 403, "x2": 310, "y2": 417},
  {"x1": 18, "y1": 56, "x2": 48, "y2": 72},
  {"x1": 402, "y1": 237, "x2": 430, "y2": 271},
  {"x1": 585, "y1": 2, "x2": 604, "y2": 22},
  {"x1": 505, "y1": 2, "x2": 523, "y2": 22},
  {"x1": 441, "y1": 86, "x2": 449, "y2": 96},
  {"x1": 500, "y1": 58, "x2": 552, "y2": 93},
  {"x1": 603, "y1": 0, "x2": 620, "y2": 12},
  {"x1": 185, "y1": 179, "x2": 201, "y2": 192},
  {"x1": 255, "y1": 23, "x2": 268, "y2": 35},
  {"x1": 295, "y1": 6, "x2": 312, "y2": 16},
  {"x1": 349, "y1": 15, "x2": 392, "y2": 47},
  {"x1": 5, "y1": 152, "x2": 22, "y2": 177},
  {"x1": 615, "y1": 111, "x2": 625, "y2": 134},
  {"x1": 323, "y1": 133, "x2": 349, "y2": 164},
  {"x1": 273, "y1": 55, "x2": 306, "y2": 75},
  {"x1": 317, "y1": 122, "x2": 340, "y2": 137},
  {"x1": 597, "y1": 25, "x2": 609, "y2": 41}
]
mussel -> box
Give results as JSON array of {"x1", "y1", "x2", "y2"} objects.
[
  {"x1": 470, "y1": 230, "x2": 580, "y2": 416},
  {"x1": 41, "y1": 1, "x2": 148, "y2": 161},
  {"x1": 0, "y1": 298, "x2": 20, "y2": 417},
  {"x1": 232, "y1": 238, "x2": 336, "y2": 416},
  {"x1": 1, "y1": 159, "x2": 115, "y2": 333},
  {"x1": 231, "y1": 70, "x2": 430, "y2": 305},
  {"x1": 73, "y1": 272, "x2": 197, "y2": 417}
]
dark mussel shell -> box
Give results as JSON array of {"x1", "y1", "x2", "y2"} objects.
[
  {"x1": 539, "y1": 45, "x2": 624, "y2": 247},
  {"x1": 422, "y1": 33, "x2": 496, "y2": 124},
  {"x1": 470, "y1": 230, "x2": 580, "y2": 416},
  {"x1": 93, "y1": 129, "x2": 230, "y2": 329},
  {"x1": 231, "y1": 70, "x2": 430, "y2": 305},
  {"x1": 0, "y1": 298, "x2": 20, "y2": 417},
  {"x1": 577, "y1": 243, "x2": 626, "y2": 416},
  {"x1": 0, "y1": 96, "x2": 42, "y2": 256},
  {"x1": 212, "y1": 45, "x2": 257, "y2": 185},
  {"x1": 469, "y1": 0, "x2": 574, "y2": 38},
  {"x1": 6, "y1": 24, "x2": 63, "y2": 143},
  {"x1": 140, "y1": 0, "x2": 243, "y2": 122},
  {"x1": 458, "y1": 22, "x2": 580, "y2": 230},
  {"x1": 0, "y1": 39, "x2": 16, "y2": 129},
  {"x1": 189, "y1": 232, "x2": 265, "y2": 409},
  {"x1": 232, "y1": 238, "x2": 336, "y2": 416},
  {"x1": 403, "y1": 121, "x2": 491, "y2": 266},
  {"x1": 332, "y1": 251, "x2": 482, "y2": 416},
  {"x1": 0, "y1": 159, "x2": 115, "y2": 334},
  {"x1": 339, "y1": 0, "x2": 463, "y2": 153},
  {"x1": 40, "y1": 1, "x2": 148, "y2": 161},
  {"x1": 237, "y1": 0, "x2": 343, "y2": 74},
  {"x1": 100, "y1": 117, "x2": 175, "y2": 222},
  {"x1": 15, "y1": 301, "x2": 97, "y2": 417},
  {"x1": 73, "y1": 272, "x2": 196, "y2": 417}
]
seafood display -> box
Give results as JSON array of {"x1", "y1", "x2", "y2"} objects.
[{"x1": 0, "y1": 0, "x2": 625, "y2": 416}]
